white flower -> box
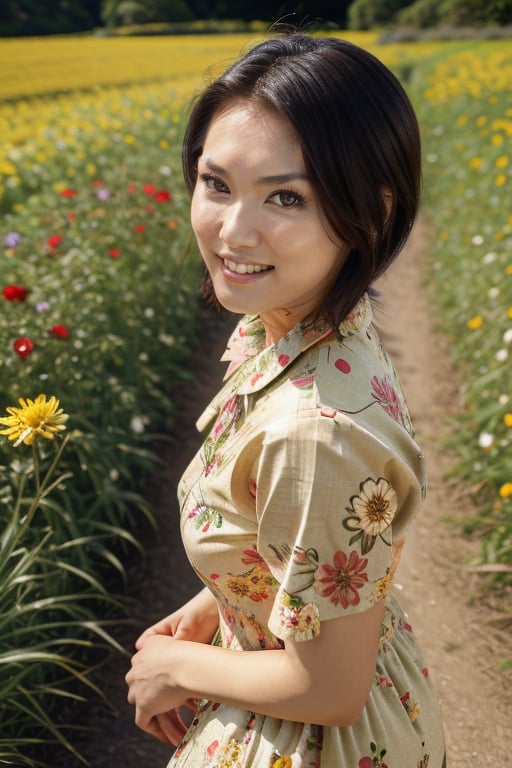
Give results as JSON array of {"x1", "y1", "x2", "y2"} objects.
[
  {"x1": 472, "y1": 235, "x2": 484, "y2": 245},
  {"x1": 130, "y1": 416, "x2": 145, "y2": 433},
  {"x1": 483, "y1": 251, "x2": 497, "y2": 264},
  {"x1": 488, "y1": 287, "x2": 500, "y2": 299},
  {"x1": 496, "y1": 348, "x2": 508, "y2": 362},
  {"x1": 478, "y1": 432, "x2": 494, "y2": 449},
  {"x1": 503, "y1": 329, "x2": 512, "y2": 344}
]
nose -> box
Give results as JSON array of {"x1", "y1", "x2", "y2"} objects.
[{"x1": 219, "y1": 201, "x2": 260, "y2": 249}]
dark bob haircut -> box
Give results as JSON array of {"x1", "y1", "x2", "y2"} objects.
[{"x1": 182, "y1": 33, "x2": 421, "y2": 327}]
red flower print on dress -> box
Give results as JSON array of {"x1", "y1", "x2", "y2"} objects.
[
  {"x1": 359, "y1": 742, "x2": 388, "y2": 768},
  {"x1": 278, "y1": 353, "x2": 290, "y2": 367},
  {"x1": 241, "y1": 547, "x2": 269, "y2": 569},
  {"x1": 2, "y1": 285, "x2": 29, "y2": 301},
  {"x1": 13, "y1": 337, "x2": 34, "y2": 357},
  {"x1": 205, "y1": 739, "x2": 219, "y2": 762},
  {"x1": 314, "y1": 550, "x2": 368, "y2": 608},
  {"x1": 370, "y1": 375, "x2": 402, "y2": 423},
  {"x1": 50, "y1": 324, "x2": 70, "y2": 339}
]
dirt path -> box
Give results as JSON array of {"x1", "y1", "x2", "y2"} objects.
[
  {"x1": 375, "y1": 218, "x2": 512, "y2": 766},
  {"x1": 64, "y1": 219, "x2": 511, "y2": 767}
]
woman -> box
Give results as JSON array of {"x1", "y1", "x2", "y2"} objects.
[{"x1": 126, "y1": 33, "x2": 446, "y2": 767}]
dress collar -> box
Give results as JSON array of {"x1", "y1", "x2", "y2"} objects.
[{"x1": 220, "y1": 293, "x2": 373, "y2": 395}]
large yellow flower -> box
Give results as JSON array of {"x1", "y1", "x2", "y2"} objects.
[{"x1": 0, "y1": 395, "x2": 68, "y2": 446}]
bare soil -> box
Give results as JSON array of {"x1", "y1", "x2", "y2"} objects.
[{"x1": 62, "y1": 218, "x2": 512, "y2": 767}]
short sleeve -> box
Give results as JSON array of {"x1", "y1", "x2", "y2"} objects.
[{"x1": 255, "y1": 408, "x2": 425, "y2": 642}]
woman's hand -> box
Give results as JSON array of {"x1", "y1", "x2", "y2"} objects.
[
  {"x1": 135, "y1": 587, "x2": 219, "y2": 649},
  {"x1": 127, "y1": 588, "x2": 219, "y2": 745},
  {"x1": 126, "y1": 635, "x2": 195, "y2": 745}
]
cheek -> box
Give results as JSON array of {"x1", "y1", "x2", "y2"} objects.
[{"x1": 191, "y1": 197, "x2": 218, "y2": 245}]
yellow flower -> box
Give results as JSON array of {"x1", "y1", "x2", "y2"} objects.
[
  {"x1": 495, "y1": 174, "x2": 507, "y2": 186},
  {"x1": 499, "y1": 483, "x2": 512, "y2": 498},
  {"x1": 496, "y1": 155, "x2": 509, "y2": 168},
  {"x1": 504, "y1": 413, "x2": 512, "y2": 427},
  {"x1": 467, "y1": 315, "x2": 483, "y2": 330},
  {"x1": 469, "y1": 156, "x2": 483, "y2": 170},
  {"x1": 0, "y1": 395, "x2": 68, "y2": 446},
  {"x1": 272, "y1": 757, "x2": 292, "y2": 768}
]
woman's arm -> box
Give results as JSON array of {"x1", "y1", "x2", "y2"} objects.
[
  {"x1": 126, "y1": 598, "x2": 386, "y2": 740},
  {"x1": 130, "y1": 587, "x2": 220, "y2": 745},
  {"x1": 136, "y1": 587, "x2": 219, "y2": 648}
]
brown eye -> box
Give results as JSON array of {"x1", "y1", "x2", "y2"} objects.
[{"x1": 268, "y1": 189, "x2": 306, "y2": 208}]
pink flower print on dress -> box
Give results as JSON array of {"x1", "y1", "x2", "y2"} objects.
[
  {"x1": 314, "y1": 550, "x2": 368, "y2": 608},
  {"x1": 371, "y1": 375, "x2": 403, "y2": 423}
]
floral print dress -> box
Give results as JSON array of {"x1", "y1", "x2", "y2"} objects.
[{"x1": 169, "y1": 294, "x2": 445, "y2": 768}]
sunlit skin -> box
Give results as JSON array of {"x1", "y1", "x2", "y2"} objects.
[{"x1": 191, "y1": 99, "x2": 351, "y2": 346}]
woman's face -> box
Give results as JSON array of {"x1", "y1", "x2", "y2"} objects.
[{"x1": 191, "y1": 99, "x2": 350, "y2": 343}]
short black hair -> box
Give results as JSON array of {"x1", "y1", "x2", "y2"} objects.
[{"x1": 182, "y1": 33, "x2": 421, "y2": 326}]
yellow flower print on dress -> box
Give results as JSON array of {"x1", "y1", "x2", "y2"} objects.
[
  {"x1": 343, "y1": 477, "x2": 397, "y2": 554},
  {"x1": 400, "y1": 691, "x2": 421, "y2": 722},
  {"x1": 225, "y1": 547, "x2": 277, "y2": 603}
]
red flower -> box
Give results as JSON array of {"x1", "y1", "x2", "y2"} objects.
[
  {"x1": 66, "y1": 212, "x2": 76, "y2": 222},
  {"x1": 154, "y1": 189, "x2": 171, "y2": 202},
  {"x1": 127, "y1": 183, "x2": 136, "y2": 193},
  {"x1": 109, "y1": 248, "x2": 120, "y2": 259},
  {"x1": 143, "y1": 183, "x2": 156, "y2": 196},
  {"x1": 48, "y1": 234, "x2": 62, "y2": 248},
  {"x1": 59, "y1": 188, "x2": 77, "y2": 198},
  {"x1": 3, "y1": 285, "x2": 29, "y2": 302},
  {"x1": 314, "y1": 550, "x2": 368, "y2": 608},
  {"x1": 13, "y1": 337, "x2": 34, "y2": 357},
  {"x1": 135, "y1": 224, "x2": 145, "y2": 233},
  {"x1": 146, "y1": 205, "x2": 154, "y2": 213},
  {"x1": 92, "y1": 179, "x2": 104, "y2": 187},
  {"x1": 50, "y1": 324, "x2": 70, "y2": 339}
]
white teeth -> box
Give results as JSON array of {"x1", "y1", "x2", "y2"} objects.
[{"x1": 224, "y1": 258, "x2": 271, "y2": 275}]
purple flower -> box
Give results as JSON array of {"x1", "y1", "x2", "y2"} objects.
[
  {"x1": 96, "y1": 188, "x2": 110, "y2": 201},
  {"x1": 36, "y1": 301, "x2": 51, "y2": 313},
  {"x1": 5, "y1": 232, "x2": 21, "y2": 248}
]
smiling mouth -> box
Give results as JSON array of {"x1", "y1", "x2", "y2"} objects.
[{"x1": 222, "y1": 258, "x2": 273, "y2": 275}]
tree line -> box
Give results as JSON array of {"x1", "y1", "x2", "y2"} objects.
[{"x1": 0, "y1": 0, "x2": 510, "y2": 38}]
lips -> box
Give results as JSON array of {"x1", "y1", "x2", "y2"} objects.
[{"x1": 222, "y1": 257, "x2": 272, "y2": 275}]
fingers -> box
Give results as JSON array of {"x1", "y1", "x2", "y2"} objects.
[
  {"x1": 135, "y1": 617, "x2": 175, "y2": 648},
  {"x1": 156, "y1": 710, "x2": 190, "y2": 746}
]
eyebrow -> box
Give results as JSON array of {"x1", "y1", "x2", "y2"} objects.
[{"x1": 201, "y1": 158, "x2": 309, "y2": 185}]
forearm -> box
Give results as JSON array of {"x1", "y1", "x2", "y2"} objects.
[
  {"x1": 173, "y1": 634, "x2": 371, "y2": 727},
  {"x1": 128, "y1": 601, "x2": 384, "y2": 730}
]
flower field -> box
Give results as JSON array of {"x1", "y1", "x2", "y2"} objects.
[
  {"x1": 0, "y1": 30, "x2": 511, "y2": 764},
  {"x1": 412, "y1": 43, "x2": 512, "y2": 571}
]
